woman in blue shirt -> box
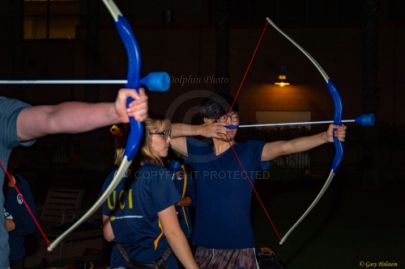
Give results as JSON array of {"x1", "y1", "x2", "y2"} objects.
[{"x1": 102, "y1": 118, "x2": 198, "y2": 269}]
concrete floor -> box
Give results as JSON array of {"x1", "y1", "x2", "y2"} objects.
[{"x1": 253, "y1": 176, "x2": 405, "y2": 269}]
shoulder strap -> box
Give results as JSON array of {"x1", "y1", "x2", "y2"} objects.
[{"x1": 154, "y1": 248, "x2": 172, "y2": 268}]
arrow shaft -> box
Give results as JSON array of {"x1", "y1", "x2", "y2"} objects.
[
  {"x1": 239, "y1": 119, "x2": 354, "y2": 128},
  {"x1": 0, "y1": 80, "x2": 127, "y2": 85}
]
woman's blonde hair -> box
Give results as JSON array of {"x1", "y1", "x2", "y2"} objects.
[
  {"x1": 113, "y1": 118, "x2": 171, "y2": 166},
  {"x1": 141, "y1": 117, "x2": 171, "y2": 165}
]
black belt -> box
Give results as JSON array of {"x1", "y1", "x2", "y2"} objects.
[
  {"x1": 117, "y1": 244, "x2": 171, "y2": 269},
  {"x1": 128, "y1": 261, "x2": 156, "y2": 269}
]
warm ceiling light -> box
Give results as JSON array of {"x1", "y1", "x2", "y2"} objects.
[{"x1": 274, "y1": 67, "x2": 291, "y2": 87}]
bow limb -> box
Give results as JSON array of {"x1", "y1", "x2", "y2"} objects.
[
  {"x1": 47, "y1": 0, "x2": 143, "y2": 251},
  {"x1": 47, "y1": 160, "x2": 132, "y2": 251},
  {"x1": 265, "y1": 18, "x2": 344, "y2": 245}
]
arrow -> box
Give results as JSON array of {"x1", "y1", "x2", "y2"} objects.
[{"x1": 225, "y1": 113, "x2": 375, "y2": 129}]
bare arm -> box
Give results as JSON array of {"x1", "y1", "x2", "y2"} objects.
[
  {"x1": 170, "y1": 122, "x2": 226, "y2": 156},
  {"x1": 102, "y1": 215, "x2": 115, "y2": 242},
  {"x1": 16, "y1": 88, "x2": 148, "y2": 141},
  {"x1": 262, "y1": 124, "x2": 346, "y2": 161},
  {"x1": 17, "y1": 102, "x2": 119, "y2": 141},
  {"x1": 159, "y1": 206, "x2": 198, "y2": 269}
]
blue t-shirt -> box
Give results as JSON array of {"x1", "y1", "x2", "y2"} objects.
[
  {"x1": 102, "y1": 163, "x2": 181, "y2": 268},
  {"x1": 5, "y1": 174, "x2": 37, "y2": 261},
  {"x1": 0, "y1": 97, "x2": 33, "y2": 268},
  {"x1": 185, "y1": 137, "x2": 270, "y2": 249}
]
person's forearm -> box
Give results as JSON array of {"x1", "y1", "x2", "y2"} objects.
[
  {"x1": 102, "y1": 215, "x2": 115, "y2": 242},
  {"x1": 165, "y1": 228, "x2": 198, "y2": 269},
  {"x1": 45, "y1": 102, "x2": 119, "y2": 133},
  {"x1": 285, "y1": 131, "x2": 328, "y2": 154},
  {"x1": 171, "y1": 123, "x2": 202, "y2": 138},
  {"x1": 18, "y1": 102, "x2": 118, "y2": 141}
]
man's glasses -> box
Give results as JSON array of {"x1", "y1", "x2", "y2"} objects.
[
  {"x1": 216, "y1": 113, "x2": 239, "y2": 123},
  {"x1": 149, "y1": 129, "x2": 171, "y2": 137}
]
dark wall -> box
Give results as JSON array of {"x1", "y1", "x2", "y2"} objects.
[{"x1": 0, "y1": 0, "x2": 404, "y2": 197}]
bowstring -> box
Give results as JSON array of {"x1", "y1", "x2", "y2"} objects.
[
  {"x1": 226, "y1": 20, "x2": 282, "y2": 241},
  {"x1": 0, "y1": 160, "x2": 51, "y2": 246}
]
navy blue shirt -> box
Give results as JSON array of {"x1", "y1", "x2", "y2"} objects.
[
  {"x1": 102, "y1": 163, "x2": 181, "y2": 268},
  {"x1": 5, "y1": 174, "x2": 37, "y2": 261},
  {"x1": 185, "y1": 138, "x2": 270, "y2": 249}
]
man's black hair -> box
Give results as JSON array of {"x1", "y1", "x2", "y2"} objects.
[{"x1": 200, "y1": 94, "x2": 239, "y2": 120}]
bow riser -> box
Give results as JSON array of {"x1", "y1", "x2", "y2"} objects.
[
  {"x1": 47, "y1": 0, "x2": 169, "y2": 251},
  {"x1": 265, "y1": 18, "x2": 344, "y2": 245},
  {"x1": 326, "y1": 80, "x2": 344, "y2": 172},
  {"x1": 113, "y1": 14, "x2": 143, "y2": 160}
]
